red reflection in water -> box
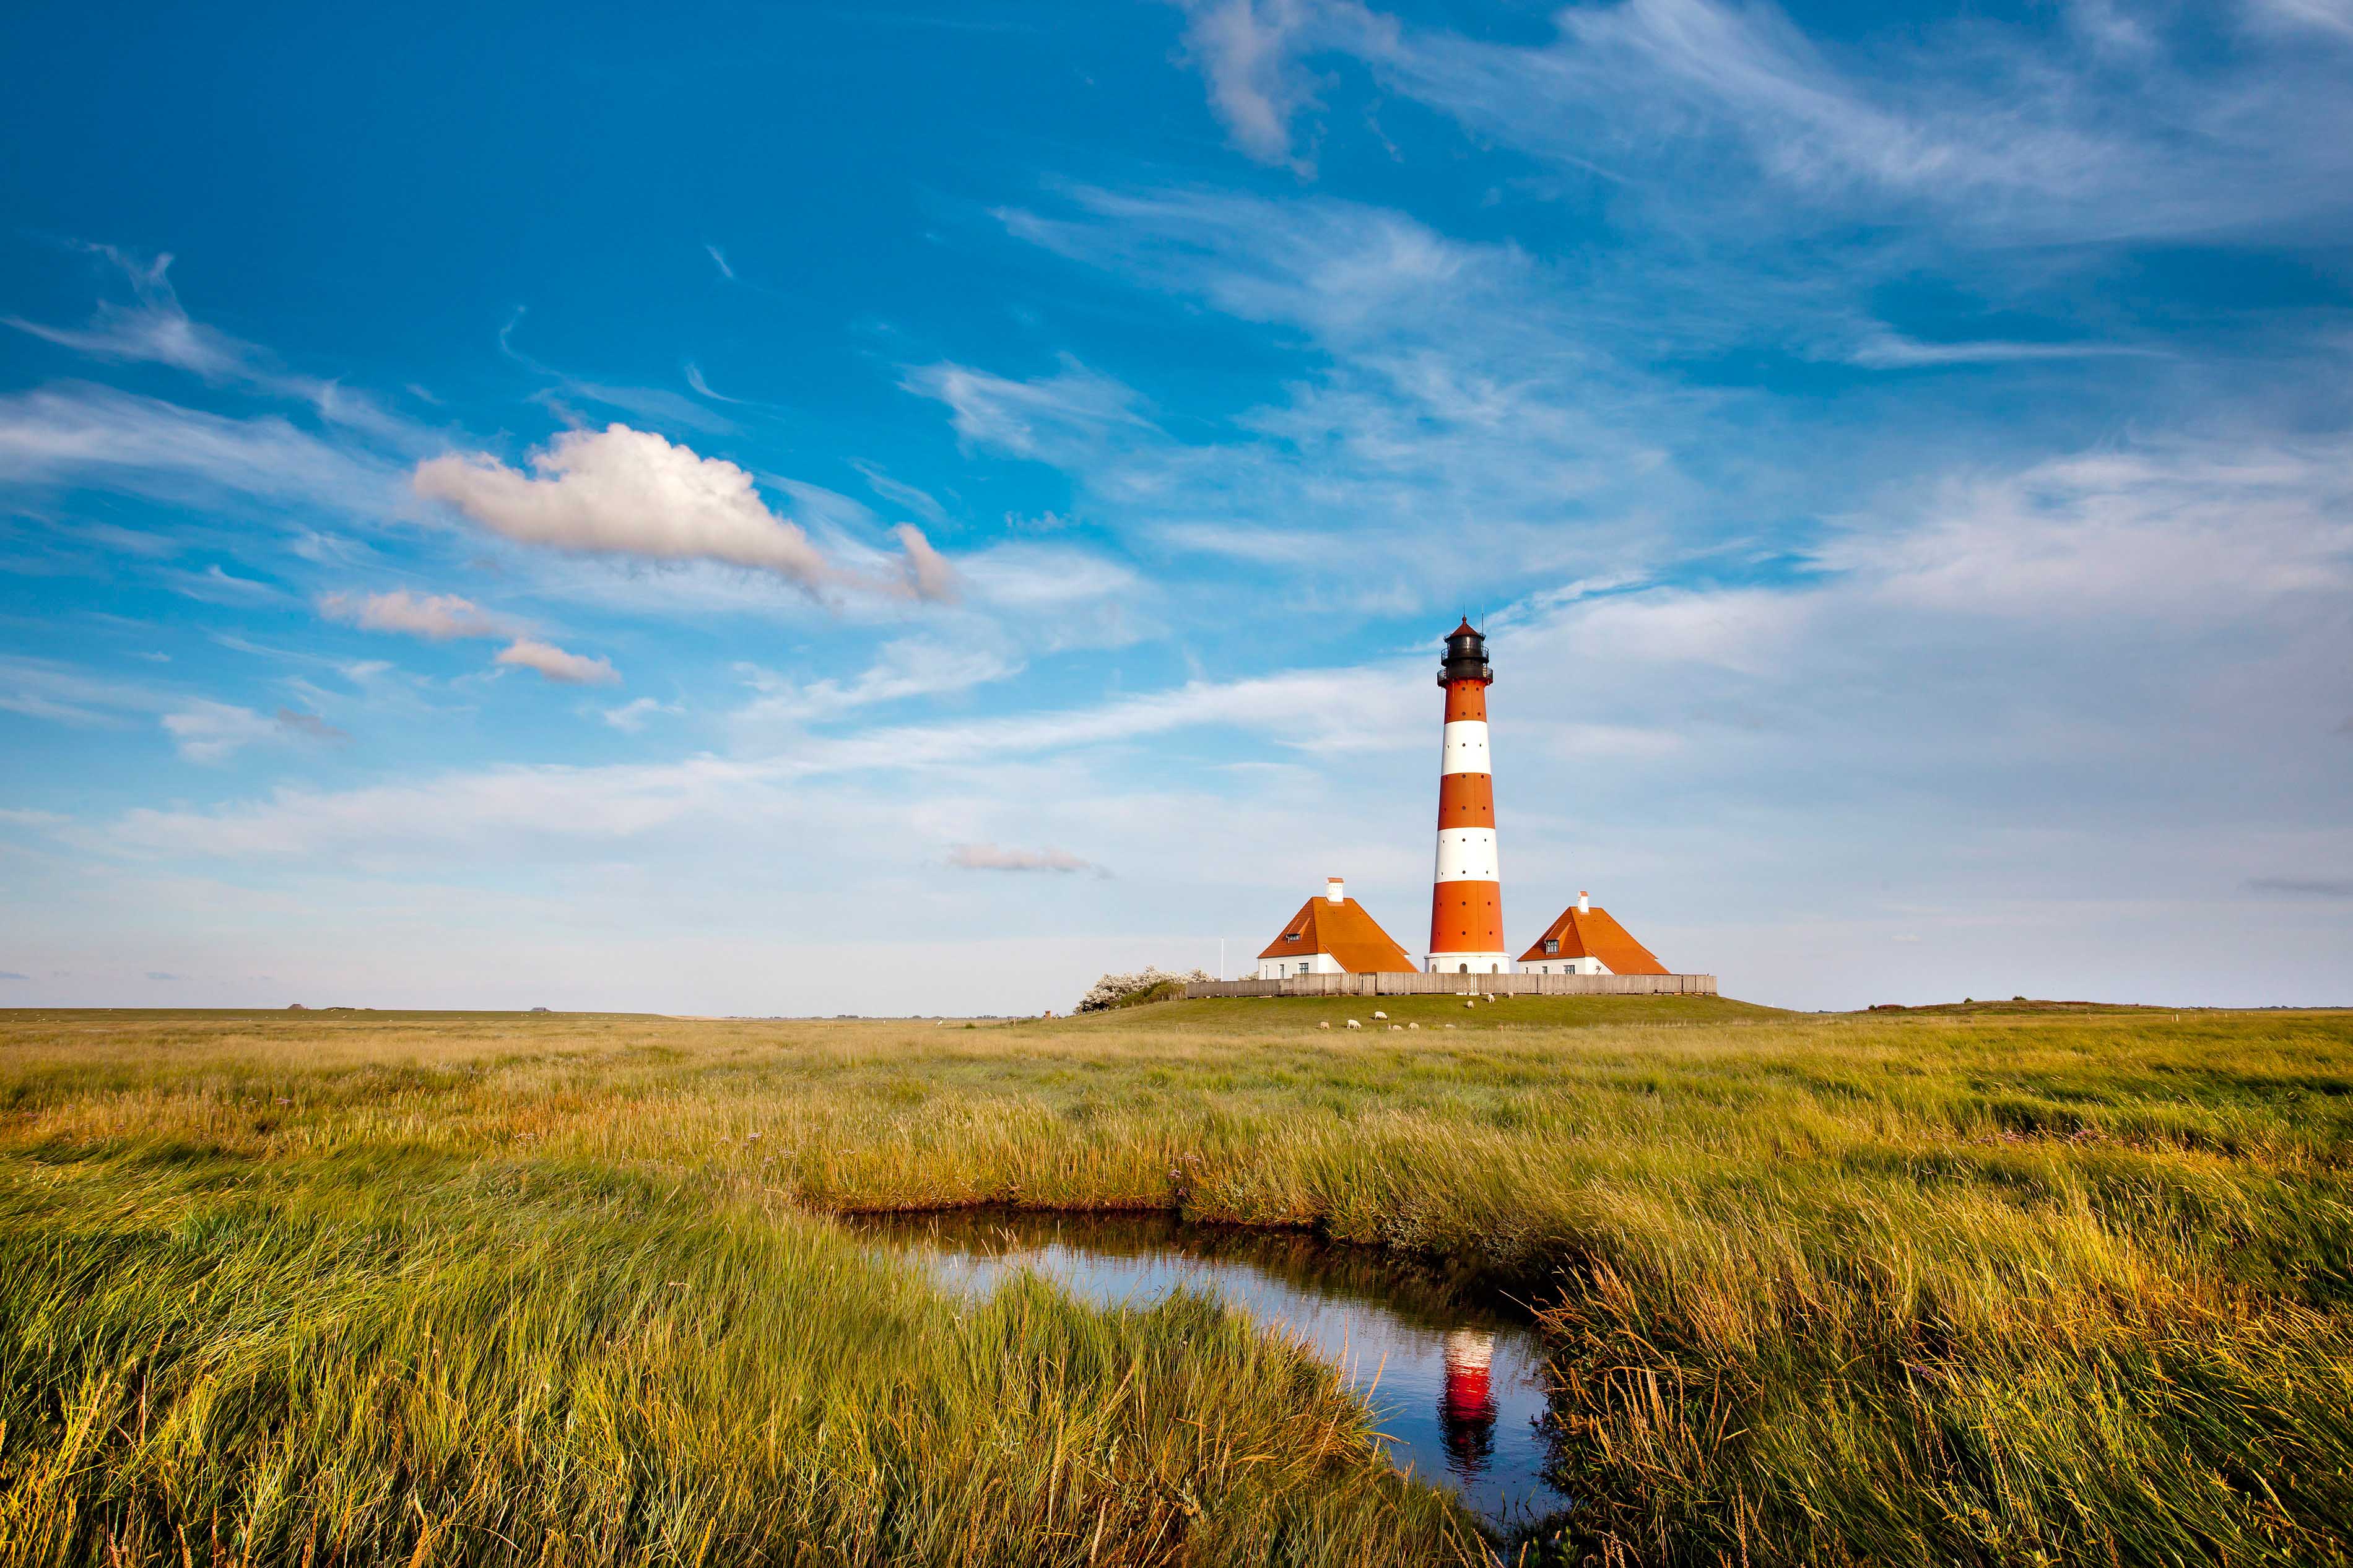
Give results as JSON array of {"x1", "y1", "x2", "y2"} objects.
[{"x1": 1440, "y1": 1328, "x2": 1497, "y2": 1476}]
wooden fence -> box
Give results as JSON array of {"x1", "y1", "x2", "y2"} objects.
[{"x1": 1181, "y1": 971, "x2": 1716, "y2": 999}]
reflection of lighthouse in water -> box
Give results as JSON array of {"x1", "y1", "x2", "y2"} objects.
[{"x1": 1440, "y1": 1328, "x2": 1498, "y2": 1476}]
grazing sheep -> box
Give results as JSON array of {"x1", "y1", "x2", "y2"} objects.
[
  {"x1": 1317, "y1": 1020, "x2": 1331, "y2": 1029},
  {"x1": 1464, "y1": 1000, "x2": 1476, "y2": 1009},
  {"x1": 1407, "y1": 1022, "x2": 1420, "y2": 1030},
  {"x1": 1372, "y1": 1010, "x2": 1388, "y2": 1020},
  {"x1": 1345, "y1": 1019, "x2": 1362, "y2": 1030},
  {"x1": 1391, "y1": 1024, "x2": 1404, "y2": 1031}
]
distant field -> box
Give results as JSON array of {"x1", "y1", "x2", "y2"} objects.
[{"x1": 3, "y1": 1003, "x2": 2350, "y2": 1566}]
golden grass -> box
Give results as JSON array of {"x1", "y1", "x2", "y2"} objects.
[{"x1": 3, "y1": 1003, "x2": 2351, "y2": 1566}]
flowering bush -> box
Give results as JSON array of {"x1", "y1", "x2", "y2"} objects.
[{"x1": 1072, "y1": 967, "x2": 1214, "y2": 1014}]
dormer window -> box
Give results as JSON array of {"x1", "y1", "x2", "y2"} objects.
[
  {"x1": 1544, "y1": 938, "x2": 1560, "y2": 955},
  {"x1": 1284, "y1": 930, "x2": 1301, "y2": 942}
]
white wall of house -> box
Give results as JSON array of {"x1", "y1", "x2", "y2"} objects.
[
  {"x1": 1523, "y1": 955, "x2": 1609, "y2": 976},
  {"x1": 1256, "y1": 950, "x2": 1346, "y2": 980}
]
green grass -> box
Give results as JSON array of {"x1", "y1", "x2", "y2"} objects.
[{"x1": 3, "y1": 1003, "x2": 2352, "y2": 1566}]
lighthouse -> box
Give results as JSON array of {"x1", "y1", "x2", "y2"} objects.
[{"x1": 1427, "y1": 620, "x2": 1509, "y2": 974}]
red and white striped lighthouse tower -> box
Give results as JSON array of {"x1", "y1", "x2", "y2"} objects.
[{"x1": 1427, "y1": 619, "x2": 1508, "y2": 974}]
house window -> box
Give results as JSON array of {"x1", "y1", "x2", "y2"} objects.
[
  {"x1": 1544, "y1": 939, "x2": 1560, "y2": 955},
  {"x1": 1284, "y1": 930, "x2": 1300, "y2": 941}
]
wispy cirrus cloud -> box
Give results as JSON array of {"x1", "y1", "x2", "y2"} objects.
[
  {"x1": 0, "y1": 383, "x2": 405, "y2": 516},
  {"x1": 899, "y1": 357, "x2": 1155, "y2": 463},
  {"x1": 1845, "y1": 331, "x2": 2167, "y2": 369},
  {"x1": 602, "y1": 696, "x2": 681, "y2": 732},
  {"x1": 1180, "y1": 0, "x2": 2353, "y2": 245},
  {"x1": 8, "y1": 244, "x2": 417, "y2": 440}
]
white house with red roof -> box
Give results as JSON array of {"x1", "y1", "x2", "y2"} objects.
[
  {"x1": 1256, "y1": 878, "x2": 1418, "y2": 979},
  {"x1": 1518, "y1": 891, "x2": 1670, "y2": 976}
]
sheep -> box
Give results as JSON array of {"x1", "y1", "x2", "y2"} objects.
[
  {"x1": 1345, "y1": 1019, "x2": 1362, "y2": 1030},
  {"x1": 1464, "y1": 1000, "x2": 1476, "y2": 1009},
  {"x1": 1372, "y1": 1010, "x2": 1388, "y2": 1020},
  {"x1": 1317, "y1": 1020, "x2": 1331, "y2": 1029},
  {"x1": 1391, "y1": 1024, "x2": 1404, "y2": 1031},
  {"x1": 1407, "y1": 1022, "x2": 1420, "y2": 1030}
]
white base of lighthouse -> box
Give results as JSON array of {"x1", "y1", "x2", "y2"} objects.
[{"x1": 1426, "y1": 952, "x2": 1512, "y2": 976}]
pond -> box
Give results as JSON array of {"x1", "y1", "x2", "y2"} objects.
[{"x1": 850, "y1": 1210, "x2": 1573, "y2": 1533}]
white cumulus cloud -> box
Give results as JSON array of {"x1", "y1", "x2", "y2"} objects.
[{"x1": 411, "y1": 423, "x2": 956, "y2": 601}]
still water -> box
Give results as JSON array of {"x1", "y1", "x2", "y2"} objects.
[{"x1": 851, "y1": 1210, "x2": 1572, "y2": 1532}]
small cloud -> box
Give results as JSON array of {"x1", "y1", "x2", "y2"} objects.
[
  {"x1": 146, "y1": 971, "x2": 178, "y2": 981},
  {"x1": 1173, "y1": 0, "x2": 1321, "y2": 172},
  {"x1": 894, "y1": 524, "x2": 957, "y2": 602},
  {"x1": 321, "y1": 587, "x2": 509, "y2": 641},
  {"x1": 603, "y1": 696, "x2": 679, "y2": 732},
  {"x1": 274, "y1": 706, "x2": 348, "y2": 744},
  {"x1": 0, "y1": 808, "x2": 68, "y2": 829},
  {"x1": 704, "y1": 244, "x2": 735, "y2": 280},
  {"x1": 162, "y1": 700, "x2": 279, "y2": 763},
  {"x1": 2247, "y1": 877, "x2": 2353, "y2": 898},
  {"x1": 495, "y1": 638, "x2": 620, "y2": 685},
  {"x1": 947, "y1": 841, "x2": 1108, "y2": 876}
]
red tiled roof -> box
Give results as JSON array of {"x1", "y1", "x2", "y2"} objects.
[
  {"x1": 1258, "y1": 896, "x2": 1417, "y2": 972},
  {"x1": 1516, "y1": 903, "x2": 1669, "y2": 974}
]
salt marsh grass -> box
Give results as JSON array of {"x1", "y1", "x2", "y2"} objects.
[{"x1": 2, "y1": 1002, "x2": 2349, "y2": 1565}]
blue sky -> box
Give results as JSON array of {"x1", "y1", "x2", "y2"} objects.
[{"x1": 2, "y1": 0, "x2": 2349, "y2": 1013}]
